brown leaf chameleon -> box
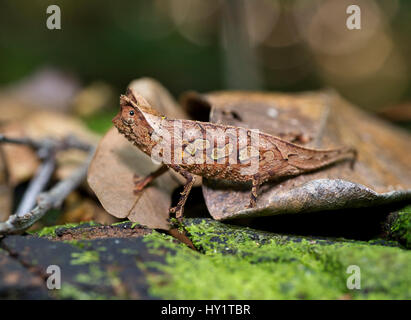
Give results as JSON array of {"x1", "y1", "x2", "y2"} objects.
[{"x1": 112, "y1": 89, "x2": 357, "y2": 221}]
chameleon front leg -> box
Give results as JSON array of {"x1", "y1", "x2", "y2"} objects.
[
  {"x1": 133, "y1": 164, "x2": 169, "y2": 195},
  {"x1": 168, "y1": 165, "x2": 196, "y2": 221},
  {"x1": 246, "y1": 175, "x2": 262, "y2": 209}
]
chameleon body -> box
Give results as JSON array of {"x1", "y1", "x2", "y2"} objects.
[{"x1": 112, "y1": 89, "x2": 357, "y2": 220}]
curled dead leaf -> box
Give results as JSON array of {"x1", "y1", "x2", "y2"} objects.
[
  {"x1": 87, "y1": 127, "x2": 178, "y2": 230},
  {"x1": 182, "y1": 90, "x2": 411, "y2": 220},
  {"x1": 129, "y1": 78, "x2": 187, "y2": 120}
]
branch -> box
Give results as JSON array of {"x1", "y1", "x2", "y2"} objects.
[
  {"x1": 0, "y1": 134, "x2": 91, "y2": 152},
  {"x1": 0, "y1": 134, "x2": 42, "y2": 149},
  {"x1": 0, "y1": 134, "x2": 95, "y2": 235},
  {"x1": 15, "y1": 155, "x2": 56, "y2": 216}
]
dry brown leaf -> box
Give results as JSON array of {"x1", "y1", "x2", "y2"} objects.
[
  {"x1": 21, "y1": 110, "x2": 99, "y2": 143},
  {"x1": 128, "y1": 78, "x2": 188, "y2": 120},
  {"x1": 24, "y1": 111, "x2": 99, "y2": 180},
  {"x1": 182, "y1": 90, "x2": 411, "y2": 220},
  {"x1": 0, "y1": 70, "x2": 99, "y2": 182},
  {"x1": 0, "y1": 123, "x2": 40, "y2": 186},
  {"x1": 0, "y1": 97, "x2": 34, "y2": 123},
  {"x1": 87, "y1": 127, "x2": 178, "y2": 230},
  {"x1": 0, "y1": 107, "x2": 99, "y2": 182}
]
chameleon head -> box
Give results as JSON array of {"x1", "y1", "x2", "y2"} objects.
[
  {"x1": 120, "y1": 105, "x2": 137, "y2": 126},
  {"x1": 112, "y1": 95, "x2": 137, "y2": 129}
]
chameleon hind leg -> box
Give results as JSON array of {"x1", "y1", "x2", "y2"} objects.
[
  {"x1": 133, "y1": 165, "x2": 168, "y2": 195},
  {"x1": 246, "y1": 175, "x2": 262, "y2": 209},
  {"x1": 168, "y1": 165, "x2": 196, "y2": 221}
]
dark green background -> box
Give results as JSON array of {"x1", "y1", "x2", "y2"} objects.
[{"x1": 1, "y1": 0, "x2": 410, "y2": 109}]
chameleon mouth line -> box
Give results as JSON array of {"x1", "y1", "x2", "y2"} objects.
[{"x1": 122, "y1": 119, "x2": 132, "y2": 126}]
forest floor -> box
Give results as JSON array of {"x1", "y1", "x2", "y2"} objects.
[{"x1": 0, "y1": 206, "x2": 410, "y2": 300}]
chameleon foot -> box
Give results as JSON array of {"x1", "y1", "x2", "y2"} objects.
[
  {"x1": 133, "y1": 174, "x2": 146, "y2": 195},
  {"x1": 245, "y1": 198, "x2": 257, "y2": 209},
  {"x1": 245, "y1": 176, "x2": 260, "y2": 209},
  {"x1": 169, "y1": 205, "x2": 184, "y2": 223},
  {"x1": 132, "y1": 165, "x2": 169, "y2": 195}
]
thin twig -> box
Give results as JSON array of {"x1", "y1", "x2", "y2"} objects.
[
  {"x1": 0, "y1": 134, "x2": 91, "y2": 152},
  {"x1": 15, "y1": 155, "x2": 56, "y2": 216},
  {"x1": 0, "y1": 134, "x2": 95, "y2": 235},
  {"x1": 14, "y1": 135, "x2": 92, "y2": 216},
  {"x1": 0, "y1": 134, "x2": 42, "y2": 149}
]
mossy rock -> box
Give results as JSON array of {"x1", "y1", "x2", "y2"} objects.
[
  {"x1": 146, "y1": 218, "x2": 410, "y2": 299},
  {"x1": 387, "y1": 205, "x2": 411, "y2": 249},
  {"x1": 0, "y1": 219, "x2": 410, "y2": 299}
]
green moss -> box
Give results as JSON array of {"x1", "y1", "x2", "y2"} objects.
[
  {"x1": 73, "y1": 265, "x2": 123, "y2": 294},
  {"x1": 73, "y1": 264, "x2": 129, "y2": 299},
  {"x1": 57, "y1": 283, "x2": 108, "y2": 300},
  {"x1": 120, "y1": 248, "x2": 140, "y2": 255},
  {"x1": 30, "y1": 225, "x2": 63, "y2": 238},
  {"x1": 390, "y1": 206, "x2": 411, "y2": 249},
  {"x1": 110, "y1": 221, "x2": 129, "y2": 226},
  {"x1": 143, "y1": 219, "x2": 411, "y2": 300},
  {"x1": 144, "y1": 230, "x2": 182, "y2": 249},
  {"x1": 75, "y1": 265, "x2": 106, "y2": 285},
  {"x1": 70, "y1": 251, "x2": 99, "y2": 265},
  {"x1": 64, "y1": 240, "x2": 91, "y2": 250}
]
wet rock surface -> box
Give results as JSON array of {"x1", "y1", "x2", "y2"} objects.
[
  {"x1": 0, "y1": 222, "x2": 173, "y2": 299},
  {"x1": 0, "y1": 248, "x2": 49, "y2": 299},
  {"x1": 0, "y1": 216, "x2": 410, "y2": 299}
]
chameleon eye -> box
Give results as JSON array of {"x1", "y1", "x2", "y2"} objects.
[{"x1": 129, "y1": 110, "x2": 135, "y2": 116}]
